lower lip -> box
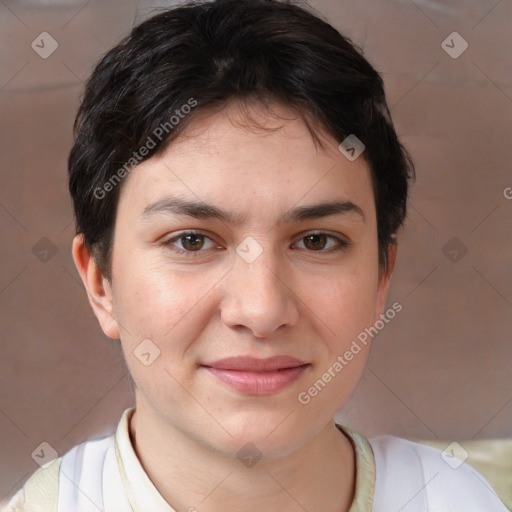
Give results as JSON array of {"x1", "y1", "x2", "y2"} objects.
[{"x1": 203, "y1": 365, "x2": 310, "y2": 395}]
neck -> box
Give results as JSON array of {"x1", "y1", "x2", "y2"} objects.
[{"x1": 129, "y1": 402, "x2": 356, "y2": 512}]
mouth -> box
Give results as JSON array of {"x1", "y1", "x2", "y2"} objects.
[{"x1": 201, "y1": 356, "x2": 311, "y2": 395}]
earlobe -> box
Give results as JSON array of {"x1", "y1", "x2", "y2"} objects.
[{"x1": 71, "y1": 234, "x2": 120, "y2": 340}]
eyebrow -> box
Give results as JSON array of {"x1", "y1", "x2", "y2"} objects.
[{"x1": 140, "y1": 196, "x2": 365, "y2": 225}]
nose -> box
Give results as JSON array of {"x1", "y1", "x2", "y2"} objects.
[{"x1": 220, "y1": 243, "x2": 300, "y2": 338}]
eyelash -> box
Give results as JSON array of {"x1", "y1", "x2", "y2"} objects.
[{"x1": 162, "y1": 230, "x2": 351, "y2": 258}]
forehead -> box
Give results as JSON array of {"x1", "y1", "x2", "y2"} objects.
[{"x1": 117, "y1": 101, "x2": 375, "y2": 223}]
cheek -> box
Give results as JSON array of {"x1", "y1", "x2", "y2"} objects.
[
  {"x1": 297, "y1": 266, "x2": 379, "y2": 413},
  {"x1": 113, "y1": 256, "x2": 216, "y2": 353},
  {"x1": 113, "y1": 262, "x2": 209, "y2": 402},
  {"x1": 303, "y1": 257, "x2": 379, "y2": 348}
]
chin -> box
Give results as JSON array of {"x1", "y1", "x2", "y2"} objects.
[{"x1": 210, "y1": 413, "x2": 307, "y2": 457}]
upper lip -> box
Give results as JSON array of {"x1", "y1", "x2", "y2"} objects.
[{"x1": 202, "y1": 356, "x2": 308, "y2": 372}]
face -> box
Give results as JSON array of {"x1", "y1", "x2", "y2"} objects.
[{"x1": 77, "y1": 101, "x2": 394, "y2": 458}]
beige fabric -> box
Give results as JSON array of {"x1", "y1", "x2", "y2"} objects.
[
  {"x1": 2, "y1": 458, "x2": 60, "y2": 512},
  {"x1": 337, "y1": 424, "x2": 376, "y2": 512}
]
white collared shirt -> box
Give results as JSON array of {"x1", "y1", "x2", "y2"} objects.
[{"x1": 2, "y1": 407, "x2": 508, "y2": 511}]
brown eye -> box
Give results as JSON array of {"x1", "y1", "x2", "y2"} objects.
[
  {"x1": 303, "y1": 234, "x2": 328, "y2": 251},
  {"x1": 295, "y1": 232, "x2": 349, "y2": 253},
  {"x1": 180, "y1": 233, "x2": 205, "y2": 251},
  {"x1": 163, "y1": 231, "x2": 218, "y2": 257}
]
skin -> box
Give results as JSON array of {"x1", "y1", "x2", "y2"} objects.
[{"x1": 73, "y1": 100, "x2": 396, "y2": 512}]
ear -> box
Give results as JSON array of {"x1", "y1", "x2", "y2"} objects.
[
  {"x1": 373, "y1": 239, "x2": 397, "y2": 323},
  {"x1": 71, "y1": 234, "x2": 120, "y2": 339}
]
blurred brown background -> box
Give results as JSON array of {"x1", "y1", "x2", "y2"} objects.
[{"x1": 1, "y1": 0, "x2": 511, "y2": 501}]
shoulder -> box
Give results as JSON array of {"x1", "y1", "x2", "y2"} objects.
[
  {"x1": 368, "y1": 434, "x2": 509, "y2": 511},
  {"x1": 0, "y1": 435, "x2": 115, "y2": 512}
]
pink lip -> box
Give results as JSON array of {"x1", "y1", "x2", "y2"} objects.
[{"x1": 201, "y1": 356, "x2": 310, "y2": 395}]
